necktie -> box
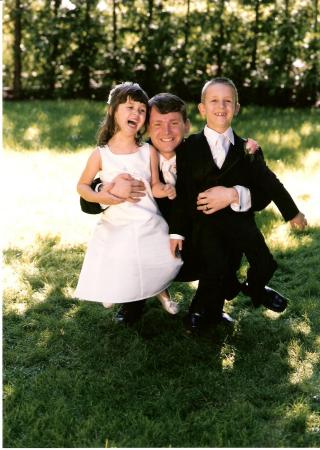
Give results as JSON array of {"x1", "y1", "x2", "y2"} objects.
[
  {"x1": 160, "y1": 159, "x2": 176, "y2": 185},
  {"x1": 215, "y1": 134, "x2": 227, "y2": 169}
]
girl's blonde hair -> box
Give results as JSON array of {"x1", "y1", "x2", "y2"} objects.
[{"x1": 97, "y1": 82, "x2": 149, "y2": 146}]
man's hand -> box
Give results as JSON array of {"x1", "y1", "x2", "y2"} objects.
[
  {"x1": 98, "y1": 182, "x2": 125, "y2": 205},
  {"x1": 290, "y1": 212, "x2": 308, "y2": 229},
  {"x1": 197, "y1": 186, "x2": 239, "y2": 214},
  {"x1": 101, "y1": 173, "x2": 146, "y2": 204},
  {"x1": 245, "y1": 138, "x2": 259, "y2": 154},
  {"x1": 170, "y1": 239, "x2": 183, "y2": 258}
]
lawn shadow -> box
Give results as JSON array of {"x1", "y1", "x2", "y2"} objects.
[{"x1": 3, "y1": 229, "x2": 320, "y2": 447}]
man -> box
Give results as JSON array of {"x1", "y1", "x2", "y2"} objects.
[{"x1": 80, "y1": 92, "x2": 292, "y2": 328}]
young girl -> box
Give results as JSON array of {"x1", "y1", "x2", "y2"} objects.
[{"x1": 75, "y1": 82, "x2": 182, "y2": 316}]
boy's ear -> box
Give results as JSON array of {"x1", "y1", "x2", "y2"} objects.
[
  {"x1": 234, "y1": 103, "x2": 240, "y2": 116},
  {"x1": 198, "y1": 103, "x2": 206, "y2": 118}
]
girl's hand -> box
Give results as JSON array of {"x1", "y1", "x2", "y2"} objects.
[
  {"x1": 245, "y1": 138, "x2": 259, "y2": 154},
  {"x1": 290, "y1": 212, "x2": 308, "y2": 229},
  {"x1": 164, "y1": 184, "x2": 176, "y2": 200}
]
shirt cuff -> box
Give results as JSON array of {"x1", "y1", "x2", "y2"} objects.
[
  {"x1": 94, "y1": 183, "x2": 103, "y2": 192},
  {"x1": 169, "y1": 234, "x2": 185, "y2": 240},
  {"x1": 231, "y1": 185, "x2": 252, "y2": 212}
]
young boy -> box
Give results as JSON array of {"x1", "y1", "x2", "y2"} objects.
[{"x1": 169, "y1": 77, "x2": 307, "y2": 332}]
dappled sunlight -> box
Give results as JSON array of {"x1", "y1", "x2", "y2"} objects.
[
  {"x1": 37, "y1": 329, "x2": 53, "y2": 348},
  {"x1": 300, "y1": 122, "x2": 313, "y2": 137},
  {"x1": 288, "y1": 317, "x2": 311, "y2": 336},
  {"x1": 220, "y1": 343, "x2": 236, "y2": 371},
  {"x1": 266, "y1": 129, "x2": 301, "y2": 149},
  {"x1": 24, "y1": 124, "x2": 41, "y2": 141},
  {"x1": 287, "y1": 340, "x2": 319, "y2": 385},
  {"x1": 266, "y1": 223, "x2": 312, "y2": 252}
]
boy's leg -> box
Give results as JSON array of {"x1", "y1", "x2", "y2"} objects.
[{"x1": 186, "y1": 227, "x2": 230, "y2": 331}]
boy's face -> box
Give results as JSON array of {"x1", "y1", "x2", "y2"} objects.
[
  {"x1": 148, "y1": 107, "x2": 190, "y2": 159},
  {"x1": 198, "y1": 83, "x2": 240, "y2": 133}
]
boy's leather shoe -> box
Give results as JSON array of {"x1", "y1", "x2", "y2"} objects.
[
  {"x1": 184, "y1": 311, "x2": 234, "y2": 335},
  {"x1": 260, "y1": 286, "x2": 288, "y2": 312},
  {"x1": 241, "y1": 283, "x2": 288, "y2": 313}
]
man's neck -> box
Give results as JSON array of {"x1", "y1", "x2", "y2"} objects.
[{"x1": 158, "y1": 151, "x2": 175, "y2": 160}]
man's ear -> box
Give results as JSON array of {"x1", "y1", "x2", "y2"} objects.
[
  {"x1": 234, "y1": 103, "x2": 240, "y2": 116},
  {"x1": 198, "y1": 103, "x2": 206, "y2": 118},
  {"x1": 184, "y1": 118, "x2": 191, "y2": 135}
]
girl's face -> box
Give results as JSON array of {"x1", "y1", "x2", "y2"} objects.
[{"x1": 114, "y1": 97, "x2": 147, "y2": 136}]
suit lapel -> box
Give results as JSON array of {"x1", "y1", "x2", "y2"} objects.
[
  {"x1": 193, "y1": 131, "x2": 220, "y2": 176},
  {"x1": 220, "y1": 131, "x2": 245, "y2": 174}
]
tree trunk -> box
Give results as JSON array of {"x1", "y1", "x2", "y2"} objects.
[
  {"x1": 13, "y1": 0, "x2": 22, "y2": 98},
  {"x1": 216, "y1": 0, "x2": 225, "y2": 76},
  {"x1": 112, "y1": 0, "x2": 118, "y2": 80},
  {"x1": 81, "y1": 0, "x2": 91, "y2": 96},
  {"x1": 250, "y1": 0, "x2": 260, "y2": 71},
  {"x1": 47, "y1": 0, "x2": 62, "y2": 95}
]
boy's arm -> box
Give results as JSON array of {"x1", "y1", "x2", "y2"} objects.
[{"x1": 250, "y1": 149, "x2": 305, "y2": 224}]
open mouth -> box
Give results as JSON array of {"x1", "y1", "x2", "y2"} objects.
[{"x1": 128, "y1": 120, "x2": 138, "y2": 127}]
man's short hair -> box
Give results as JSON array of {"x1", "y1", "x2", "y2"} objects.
[
  {"x1": 201, "y1": 77, "x2": 239, "y2": 104},
  {"x1": 148, "y1": 93, "x2": 188, "y2": 122}
]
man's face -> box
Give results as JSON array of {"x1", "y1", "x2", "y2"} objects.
[
  {"x1": 198, "y1": 83, "x2": 240, "y2": 133},
  {"x1": 148, "y1": 107, "x2": 190, "y2": 159}
]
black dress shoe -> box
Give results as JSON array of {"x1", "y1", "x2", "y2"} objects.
[
  {"x1": 219, "y1": 312, "x2": 235, "y2": 325},
  {"x1": 241, "y1": 283, "x2": 288, "y2": 313},
  {"x1": 184, "y1": 311, "x2": 234, "y2": 334},
  {"x1": 114, "y1": 305, "x2": 143, "y2": 325},
  {"x1": 260, "y1": 286, "x2": 288, "y2": 312}
]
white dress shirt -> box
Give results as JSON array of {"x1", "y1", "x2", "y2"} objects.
[
  {"x1": 159, "y1": 154, "x2": 177, "y2": 185},
  {"x1": 204, "y1": 126, "x2": 251, "y2": 212}
]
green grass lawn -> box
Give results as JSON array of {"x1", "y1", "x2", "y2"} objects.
[{"x1": 3, "y1": 100, "x2": 320, "y2": 448}]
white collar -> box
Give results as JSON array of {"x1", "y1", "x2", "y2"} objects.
[
  {"x1": 204, "y1": 125, "x2": 234, "y2": 145},
  {"x1": 159, "y1": 154, "x2": 176, "y2": 165}
]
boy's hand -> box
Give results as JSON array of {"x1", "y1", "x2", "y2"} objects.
[
  {"x1": 170, "y1": 239, "x2": 183, "y2": 258},
  {"x1": 197, "y1": 186, "x2": 237, "y2": 213},
  {"x1": 245, "y1": 138, "x2": 259, "y2": 154},
  {"x1": 164, "y1": 184, "x2": 176, "y2": 200},
  {"x1": 290, "y1": 212, "x2": 308, "y2": 229}
]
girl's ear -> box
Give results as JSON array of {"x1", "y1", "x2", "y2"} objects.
[{"x1": 234, "y1": 103, "x2": 240, "y2": 116}]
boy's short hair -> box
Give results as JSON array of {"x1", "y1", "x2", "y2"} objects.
[
  {"x1": 201, "y1": 77, "x2": 239, "y2": 104},
  {"x1": 148, "y1": 93, "x2": 188, "y2": 123}
]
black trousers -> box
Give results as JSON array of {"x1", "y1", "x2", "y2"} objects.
[{"x1": 190, "y1": 211, "x2": 277, "y2": 320}]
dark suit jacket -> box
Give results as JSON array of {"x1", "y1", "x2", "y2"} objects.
[{"x1": 169, "y1": 130, "x2": 299, "y2": 238}]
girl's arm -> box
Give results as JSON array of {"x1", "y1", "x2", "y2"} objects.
[
  {"x1": 77, "y1": 148, "x2": 124, "y2": 205},
  {"x1": 150, "y1": 145, "x2": 176, "y2": 199}
]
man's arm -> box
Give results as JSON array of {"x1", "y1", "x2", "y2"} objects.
[{"x1": 80, "y1": 174, "x2": 146, "y2": 214}]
